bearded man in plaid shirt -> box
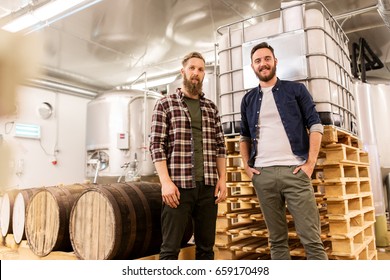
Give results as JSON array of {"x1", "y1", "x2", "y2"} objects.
[{"x1": 149, "y1": 51, "x2": 227, "y2": 260}]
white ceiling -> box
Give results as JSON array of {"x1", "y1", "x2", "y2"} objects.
[{"x1": 1, "y1": 0, "x2": 389, "y2": 93}]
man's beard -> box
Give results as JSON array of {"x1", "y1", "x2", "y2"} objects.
[
  {"x1": 183, "y1": 74, "x2": 203, "y2": 96},
  {"x1": 255, "y1": 65, "x2": 276, "y2": 82}
]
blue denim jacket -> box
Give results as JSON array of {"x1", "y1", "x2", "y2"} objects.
[{"x1": 240, "y1": 78, "x2": 322, "y2": 167}]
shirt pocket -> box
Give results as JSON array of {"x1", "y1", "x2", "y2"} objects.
[{"x1": 285, "y1": 99, "x2": 302, "y2": 120}]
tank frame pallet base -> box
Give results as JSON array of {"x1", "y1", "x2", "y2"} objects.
[{"x1": 322, "y1": 125, "x2": 362, "y2": 148}]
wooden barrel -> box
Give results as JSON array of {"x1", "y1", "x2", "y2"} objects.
[
  {"x1": 12, "y1": 188, "x2": 42, "y2": 244},
  {"x1": 0, "y1": 189, "x2": 19, "y2": 237},
  {"x1": 25, "y1": 184, "x2": 89, "y2": 257},
  {"x1": 69, "y1": 182, "x2": 193, "y2": 260}
]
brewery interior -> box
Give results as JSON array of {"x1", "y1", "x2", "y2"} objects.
[{"x1": 0, "y1": 0, "x2": 390, "y2": 261}]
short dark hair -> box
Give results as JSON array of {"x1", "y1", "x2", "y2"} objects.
[
  {"x1": 250, "y1": 42, "x2": 275, "y2": 61},
  {"x1": 182, "y1": 52, "x2": 205, "y2": 66}
]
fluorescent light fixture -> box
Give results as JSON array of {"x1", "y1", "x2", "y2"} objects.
[
  {"x1": 14, "y1": 123, "x2": 41, "y2": 139},
  {"x1": 2, "y1": 13, "x2": 39, "y2": 32},
  {"x1": 2, "y1": 0, "x2": 97, "y2": 32}
]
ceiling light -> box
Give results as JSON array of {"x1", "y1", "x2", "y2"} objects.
[
  {"x1": 2, "y1": 0, "x2": 100, "y2": 33},
  {"x1": 2, "y1": 13, "x2": 39, "y2": 32}
]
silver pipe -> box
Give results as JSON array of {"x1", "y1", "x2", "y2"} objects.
[
  {"x1": 127, "y1": 92, "x2": 162, "y2": 161},
  {"x1": 333, "y1": 5, "x2": 378, "y2": 21},
  {"x1": 40, "y1": 65, "x2": 108, "y2": 90},
  {"x1": 378, "y1": 0, "x2": 390, "y2": 29},
  {"x1": 93, "y1": 160, "x2": 101, "y2": 184},
  {"x1": 27, "y1": 78, "x2": 99, "y2": 99},
  {"x1": 129, "y1": 72, "x2": 147, "y2": 86},
  {"x1": 342, "y1": 23, "x2": 387, "y2": 34},
  {"x1": 143, "y1": 88, "x2": 147, "y2": 161}
]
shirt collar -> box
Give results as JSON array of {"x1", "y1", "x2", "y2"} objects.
[
  {"x1": 176, "y1": 88, "x2": 205, "y2": 100},
  {"x1": 258, "y1": 77, "x2": 280, "y2": 92}
]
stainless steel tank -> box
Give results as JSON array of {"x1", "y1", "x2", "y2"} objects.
[
  {"x1": 85, "y1": 89, "x2": 163, "y2": 182},
  {"x1": 354, "y1": 82, "x2": 386, "y2": 216}
]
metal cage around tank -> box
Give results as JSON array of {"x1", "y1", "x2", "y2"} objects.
[{"x1": 216, "y1": 0, "x2": 357, "y2": 136}]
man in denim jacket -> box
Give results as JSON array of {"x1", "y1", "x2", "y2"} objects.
[{"x1": 240, "y1": 42, "x2": 327, "y2": 260}]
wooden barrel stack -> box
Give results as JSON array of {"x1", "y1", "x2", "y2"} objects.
[{"x1": 1, "y1": 182, "x2": 192, "y2": 259}]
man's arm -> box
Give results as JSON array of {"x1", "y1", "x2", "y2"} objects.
[
  {"x1": 294, "y1": 131, "x2": 322, "y2": 177},
  {"x1": 214, "y1": 157, "x2": 227, "y2": 204},
  {"x1": 154, "y1": 160, "x2": 180, "y2": 208},
  {"x1": 240, "y1": 139, "x2": 260, "y2": 178}
]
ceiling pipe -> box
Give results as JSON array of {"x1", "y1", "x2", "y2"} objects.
[
  {"x1": 27, "y1": 78, "x2": 99, "y2": 99},
  {"x1": 378, "y1": 0, "x2": 390, "y2": 29},
  {"x1": 40, "y1": 65, "x2": 110, "y2": 91},
  {"x1": 333, "y1": 5, "x2": 378, "y2": 21}
]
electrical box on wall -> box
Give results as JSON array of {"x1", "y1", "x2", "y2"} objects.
[
  {"x1": 14, "y1": 123, "x2": 41, "y2": 139},
  {"x1": 117, "y1": 132, "x2": 129, "y2": 149}
]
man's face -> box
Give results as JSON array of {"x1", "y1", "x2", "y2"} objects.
[
  {"x1": 251, "y1": 48, "x2": 277, "y2": 82},
  {"x1": 181, "y1": 57, "x2": 205, "y2": 97}
]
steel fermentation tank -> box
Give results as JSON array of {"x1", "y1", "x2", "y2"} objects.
[{"x1": 85, "y1": 89, "x2": 162, "y2": 183}]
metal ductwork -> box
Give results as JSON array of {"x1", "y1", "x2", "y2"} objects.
[
  {"x1": 28, "y1": 78, "x2": 99, "y2": 99},
  {"x1": 378, "y1": 0, "x2": 390, "y2": 29}
]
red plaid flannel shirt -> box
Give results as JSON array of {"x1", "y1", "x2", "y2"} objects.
[{"x1": 149, "y1": 89, "x2": 226, "y2": 188}]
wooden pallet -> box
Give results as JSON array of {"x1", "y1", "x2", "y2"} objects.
[
  {"x1": 322, "y1": 163, "x2": 370, "y2": 182},
  {"x1": 322, "y1": 144, "x2": 369, "y2": 165},
  {"x1": 226, "y1": 155, "x2": 244, "y2": 168},
  {"x1": 330, "y1": 223, "x2": 376, "y2": 259},
  {"x1": 226, "y1": 167, "x2": 251, "y2": 182},
  {"x1": 322, "y1": 125, "x2": 362, "y2": 148},
  {"x1": 226, "y1": 182, "x2": 255, "y2": 196},
  {"x1": 225, "y1": 136, "x2": 241, "y2": 155},
  {"x1": 326, "y1": 195, "x2": 374, "y2": 217},
  {"x1": 219, "y1": 126, "x2": 377, "y2": 259},
  {"x1": 218, "y1": 201, "x2": 258, "y2": 216},
  {"x1": 322, "y1": 180, "x2": 372, "y2": 198},
  {"x1": 216, "y1": 247, "x2": 267, "y2": 260}
]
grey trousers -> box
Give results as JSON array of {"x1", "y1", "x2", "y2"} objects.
[{"x1": 252, "y1": 166, "x2": 328, "y2": 260}]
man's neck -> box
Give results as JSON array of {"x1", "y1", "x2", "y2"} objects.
[
  {"x1": 260, "y1": 76, "x2": 277, "y2": 88},
  {"x1": 181, "y1": 87, "x2": 200, "y2": 99}
]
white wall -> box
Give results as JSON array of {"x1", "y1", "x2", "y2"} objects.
[{"x1": 0, "y1": 85, "x2": 91, "y2": 190}]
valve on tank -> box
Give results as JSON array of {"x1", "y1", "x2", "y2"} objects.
[
  {"x1": 117, "y1": 153, "x2": 139, "y2": 183},
  {"x1": 87, "y1": 150, "x2": 109, "y2": 183}
]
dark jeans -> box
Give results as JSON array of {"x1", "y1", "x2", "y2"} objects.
[
  {"x1": 159, "y1": 181, "x2": 218, "y2": 260},
  {"x1": 252, "y1": 166, "x2": 328, "y2": 260}
]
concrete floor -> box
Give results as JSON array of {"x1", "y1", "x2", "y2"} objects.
[
  {"x1": 1, "y1": 238, "x2": 389, "y2": 260},
  {"x1": 1, "y1": 229, "x2": 390, "y2": 260},
  {"x1": 377, "y1": 248, "x2": 390, "y2": 260}
]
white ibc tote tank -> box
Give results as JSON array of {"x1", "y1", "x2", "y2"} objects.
[{"x1": 217, "y1": 1, "x2": 357, "y2": 135}]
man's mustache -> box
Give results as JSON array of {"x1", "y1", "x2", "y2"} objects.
[{"x1": 259, "y1": 66, "x2": 271, "y2": 71}]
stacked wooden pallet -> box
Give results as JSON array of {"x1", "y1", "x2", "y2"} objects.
[
  {"x1": 216, "y1": 125, "x2": 377, "y2": 260},
  {"x1": 216, "y1": 136, "x2": 328, "y2": 259},
  {"x1": 319, "y1": 126, "x2": 377, "y2": 260},
  {"x1": 216, "y1": 136, "x2": 267, "y2": 260}
]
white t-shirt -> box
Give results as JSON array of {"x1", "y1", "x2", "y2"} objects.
[{"x1": 254, "y1": 86, "x2": 304, "y2": 167}]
